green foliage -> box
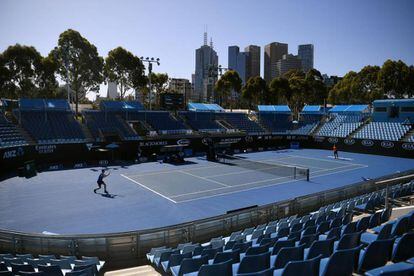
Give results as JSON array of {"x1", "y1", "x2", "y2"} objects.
[
  {"x1": 0, "y1": 44, "x2": 58, "y2": 99},
  {"x1": 329, "y1": 60, "x2": 413, "y2": 104},
  {"x1": 149, "y1": 72, "x2": 169, "y2": 108},
  {"x1": 104, "y1": 47, "x2": 146, "y2": 99},
  {"x1": 268, "y1": 77, "x2": 290, "y2": 104},
  {"x1": 241, "y1": 76, "x2": 267, "y2": 108},
  {"x1": 50, "y1": 29, "x2": 104, "y2": 113},
  {"x1": 214, "y1": 70, "x2": 242, "y2": 108}
]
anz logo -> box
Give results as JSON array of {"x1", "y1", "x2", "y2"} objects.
[
  {"x1": 380, "y1": 141, "x2": 394, "y2": 149},
  {"x1": 328, "y1": 137, "x2": 338, "y2": 144},
  {"x1": 2, "y1": 147, "x2": 25, "y2": 159},
  {"x1": 361, "y1": 140, "x2": 374, "y2": 147},
  {"x1": 402, "y1": 143, "x2": 414, "y2": 151}
]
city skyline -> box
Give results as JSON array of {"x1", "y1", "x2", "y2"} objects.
[{"x1": 1, "y1": 0, "x2": 414, "y2": 96}]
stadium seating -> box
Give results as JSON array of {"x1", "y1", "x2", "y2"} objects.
[
  {"x1": 353, "y1": 122, "x2": 411, "y2": 141},
  {"x1": 316, "y1": 113, "x2": 364, "y2": 137},
  {"x1": 147, "y1": 180, "x2": 414, "y2": 276},
  {"x1": 0, "y1": 254, "x2": 104, "y2": 276},
  {"x1": 83, "y1": 111, "x2": 139, "y2": 141},
  {"x1": 18, "y1": 111, "x2": 86, "y2": 144},
  {"x1": 179, "y1": 111, "x2": 224, "y2": 132},
  {"x1": 0, "y1": 113, "x2": 28, "y2": 148},
  {"x1": 216, "y1": 112, "x2": 265, "y2": 134},
  {"x1": 259, "y1": 113, "x2": 292, "y2": 133}
]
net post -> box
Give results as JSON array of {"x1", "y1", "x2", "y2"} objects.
[
  {"x1": 306, "y1": 169, "x2": 310, "y2": 181},
  {"x1": 294, "y1": 167, "x2": 296, "y2": 179}
]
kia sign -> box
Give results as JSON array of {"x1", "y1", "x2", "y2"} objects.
[
  {"x1": 328, "y1": 137, "x2": 338, "y2": 144},
  {"x1": 380, "y1": 141, "x2": 394, "y2": 149},
  {"x1": 344, "y1": 139, "x2": 355, "y2": 145},
  {"x1": 361, "y1": 140, "x2": 374, "y2": 147},
  {"x1": 402, "y1": 143, "x2": 414, "y2": 151}
]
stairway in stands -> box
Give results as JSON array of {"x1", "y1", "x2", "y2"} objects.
[
  {"x1": 348, "y1": 119, "x2": 369, "y2": 139},
  {"x1": 401, "y1": 128, "x2": 414, "y2": 142},
  {"x1": 79, "y1": 123, "x2": 94, "y2": 142}
]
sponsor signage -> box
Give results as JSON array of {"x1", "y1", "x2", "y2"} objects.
[
  {"x1": 99, "y1": 160, "x2": 109, "y2": 166},
  {"x1": 219, "y1": 137, "x2": 242, "y2": 144},
  {"x1": 314, "y1": 136, "x2": 325, "y2": 143},
  {"x1": 328, "y1": 137, "x2": 339, "y2": 144},
  {"x1": 361, "y1": 140, "x2": 374, "y2": 147},
  {"x1": 244, "y1": 136, "x2": 254, "y2": 143},
  {"x1": 139, "y1": 140, "x2": 168, "y2": 147},
  {"x1": 380, "y1": 141, "x2": 394, "y2": 149},
  {"x1": 344, "y1": 139, "x2": 355, "y2": 145},
  {"x1": 402, "y1": 143, "x2": 414, "y2": 151},
  {"x1": 176, "y1": 139, "x2": 191, "y2": 146},
  {"x1": 2, "y1": 147, "x2": 25, "y2": 159},
  {"x1": 35, "y1": 145, "x2": 57, "y2": 154},
  {"x1": 73, "y1": 162, "x2": 87, "y2": 169}
]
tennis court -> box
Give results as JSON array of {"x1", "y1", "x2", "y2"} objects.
[{"x1": 121, "y1": 152, "x2": 367, "y2": 203}]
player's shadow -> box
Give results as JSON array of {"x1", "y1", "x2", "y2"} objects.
[{"x1": 96, "y1": 192, "x2": 119, "y2": 199}]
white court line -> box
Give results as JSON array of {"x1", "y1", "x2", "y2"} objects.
[
  {"x1": 286, "y1": 154, "x2": 366, "y2": 166},
  {"x1": 179, "y1": 171, "x2": 231, "y2": 187},
  {"x1": 125, "y1": 164, "x2": 222, "y2": 178},
  {"x1": 170, "y1": 163, "x2": 366, "y2": 200},
  {"x1": 326, "y1": 156, "x2": 354, "y2": 161},
  {"x1": 173, "y1": 163, "x2": 368, "y2": 203},
  {"x1": 120, "y1": 174, "x2": 177, "y2": 204}
]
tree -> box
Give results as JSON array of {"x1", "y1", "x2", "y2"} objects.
[
  {"x1": 356, "y1": 65, "x2": 382, "y2": 102},
  {"x1": 328, "y1": 71, "x2": 358, "y2": 104},
  {"x1": 241, "y1": 76, "x2": 267, "y2": 109},
  {"x1": 304, "y1": 69, "x2": 327, "y2": 104},
  {"x1": 104, "y1": 47, "x2": 146, "y2": 99},
  {"x1": 0, "y1": 44, "x2": 57, "y2": 99},
  {"x1": 50, "y1": 29, "x2": 104, "y2": 113},
  {"x1": 378, "y1": 59, "x2": 411, "y2": 98},
  {"x1": 150, "y1": 73, "x2": 169, "y2": 108},
  {"x1": 268, "y1": 77, "x2": 290, "y2": 105},
  {"x1": 214, "y1": 70, "x2": 242, "y2": 108}
]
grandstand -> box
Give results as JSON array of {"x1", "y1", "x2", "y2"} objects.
[
  {"x1": 0, "y1": 113, "x2": 28, "y2": 148},
  {"x1": 1, "y1": 98, "x2": 414, "y2": 275}
]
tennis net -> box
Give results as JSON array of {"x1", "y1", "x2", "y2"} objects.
[{"x1": 218, "y1": 154, "x2": 310, "y2": 181}]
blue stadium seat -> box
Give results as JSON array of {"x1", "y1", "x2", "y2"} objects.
[
  {"x1": 334, "y1": 231, "x2": 362, "y2": 251},
  {"x1": 234, "y1": 251, "x2": 270, "y2": 274},
  {"x1": 319, "y1": 245, "x2": 362, "y2": 276},
  {"x1": 357, "y1": 238, "x2": 395, "y2": 273},
  {"x1": 170, "y1": 255, "x2": 209, "y2": 276},
  {"x1": 273, "y1": 254, "x2": 321, "y2": 276},
  {"x1": 272, "y1": 244, "x2": 305, "y2": 269},
  {"x1": 365, "y1": 262, "x2": 414, "y2": 276},
  {"x1": 37, "y1": 264, "x2": 64, "y2": 276},
  {"x1": 11, "y1": 263, "x2": 35, "y2": 275},
  {"x1": 392, "y1": 232, "x2": 414, "y2": 263},
  {"x1": 304, "y1": 238, "x2": 334, "y2": 259}
]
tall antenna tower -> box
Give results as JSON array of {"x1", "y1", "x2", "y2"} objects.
[
  {"x1": 203, "y1": 25, "x2": 208, "y2": 46},
  {"x1": 210, "y1": 37, "x2": 213, "y2": 49}
]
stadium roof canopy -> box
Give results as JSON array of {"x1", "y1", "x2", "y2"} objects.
[
  {"x1": 19, "y1": 99, "x2": 70, "y2": 111},
  {"x1": 373, "y1": 99, "x2": 414, "y2": 107},
  {"x1": 258, "y1": 105, "x2": 291, "y2": 112},
  {"x1": 329, "y1": 104, "x2": 369, "y2": 113},
  {"x1": 301, "y1": 105, "x2": 323, "y2": 113},
  {"x1": 100, "y1": 101, "x2": 144, "y2": 111},
  {"x1": 187, "y1": 103, "x2": 224, "y2": 112}
]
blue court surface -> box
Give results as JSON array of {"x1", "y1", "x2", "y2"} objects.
[{"x1": 0, "y1": 149, "x2": 413, "y2": 234}]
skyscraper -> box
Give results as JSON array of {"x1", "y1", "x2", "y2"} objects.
[
  {"x1": 298, "y1": 44, "x2": 314, "y2": 73},
  {"x1": 275, "y1": 54, "x2": 302, "y2": 77},
  {"x1": 245, "y1": 45, "x2": 260, "y2": 80},
  {"x1": 228, "y1": 46, "x2": 248, "y2": 84},
  {"x1": 194, "y1": 32, "x2": 218, "y2": 102},
  {"x1": 264, "y1": 42, "x2": 288, "y2": 83}
]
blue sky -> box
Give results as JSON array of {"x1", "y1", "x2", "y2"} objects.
[{"x1": 1, "y1": 0, "x2": 413, "y2": 82}]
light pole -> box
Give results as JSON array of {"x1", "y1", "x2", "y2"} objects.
[{"x1": 141, "y1": 57, "x2": 160, "y2": 110}]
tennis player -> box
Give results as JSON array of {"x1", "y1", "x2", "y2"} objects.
[{"x1": 94, "y1": 169, "x2": 110, "y2": 194}]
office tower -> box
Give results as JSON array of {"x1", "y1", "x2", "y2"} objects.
[
  {"x1": 228, "y1": 46, "x2": 249, "y2": 84},
  {"x1": 194, "y1": 31, "x2": 218, "y2": 102},
  {"x1": 298, "y1": 44, "x2": 314, "y2": 73},
  {"x1": 245, "y1": 45, "x2": 260, "y2": 80},
  {"x1": 275, "y1": 54, "x2": 302, "y2": 77},
  {"x1": 264, "y1": 42, "x2": 288, "y2": 83}
]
